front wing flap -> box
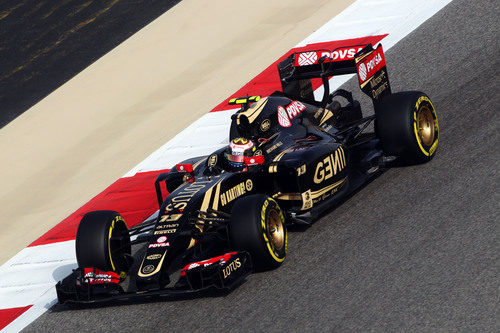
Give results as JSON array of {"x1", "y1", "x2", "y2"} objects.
[{"x1": 176, "y1": 251, "x2": 252, "y2": 291}]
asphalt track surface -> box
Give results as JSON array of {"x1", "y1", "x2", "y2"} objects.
[
  {"x1": 26, "y1": 0, "x2": 499, "y2": 331},
  {"x1": 0, "y1": 0, "x2": 180, "y2": 129}
]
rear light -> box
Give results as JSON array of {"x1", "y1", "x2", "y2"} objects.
[
  {"x1": 244, "y1": 155, "x2": 265, "y2": 166},
  {"x1": 176, "y1": 164, "x2": 193, "y2": 172}
]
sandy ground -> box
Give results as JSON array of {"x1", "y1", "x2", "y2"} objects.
[
  {"x1": 0, "y1": 0, "x2": 183, "y2": 128},
  {"x1": 0, "y1": 0, "x2": 355, "y2": 265}
]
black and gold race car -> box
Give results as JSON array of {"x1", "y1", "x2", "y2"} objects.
[{"x1": 56, "y1": 44, "x2": 439, "y2": 304}]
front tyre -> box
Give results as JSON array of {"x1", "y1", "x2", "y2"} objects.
[
  {"x1": 75, "y1": 210, "x2": 131, "y2": 276},
  {"x1": 375, "y1": 91, "x2": 439, "y2": 164},
  {"x1": 229, "y1": 195, "x2": 287, "y2": 271}
]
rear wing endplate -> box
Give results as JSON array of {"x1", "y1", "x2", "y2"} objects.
[{"x1": 278, "y1": 44, "x2": 391, "y2": 106}]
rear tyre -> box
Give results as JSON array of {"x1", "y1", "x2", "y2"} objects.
[
  {"x1": 76, "y1": 210, "x2": 131, "y2": 275},
  {"x1": 375, "y1": 91, "x2": 439, "y2": 164},
  {"x1": 229, "y1": 195, "x2": 287, "y2": 271}
]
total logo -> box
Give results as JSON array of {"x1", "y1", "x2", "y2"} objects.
[
  {"x1": 277, "y1": 101, "x2": 306, "y2": 127},
  {"x1": 148, "y1": 236, "x2": 170, "y2": 248}
]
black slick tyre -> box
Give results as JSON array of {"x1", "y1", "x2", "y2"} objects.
[
  {"x1": 229, "y1": 195, "x2": 287, "y2": 271},
  {"x1": 75, "y1": 210, "x2": 131, "y2": 275},
  {"x1": 375, "y1": 91, "x2": 439, "y2": 164}
]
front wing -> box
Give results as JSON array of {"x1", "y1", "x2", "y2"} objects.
[{"x1": 56, "y1": 251, "x2": 252, "y2": 304}]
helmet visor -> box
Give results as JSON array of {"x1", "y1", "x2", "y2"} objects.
[{"x1": 225, "y1": 152, "x2": 245, "y2": 163}]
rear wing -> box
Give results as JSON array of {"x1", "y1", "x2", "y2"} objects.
[{"x1": 278, "y1": 43, "x2": 391, "y2": 107}]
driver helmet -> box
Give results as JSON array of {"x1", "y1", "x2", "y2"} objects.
[{"x1": 225, "y1": 138, "x2": 256, "y2": 171}]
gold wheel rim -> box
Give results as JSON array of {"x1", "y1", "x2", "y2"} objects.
[
  {"x1": 417, "y1": 106, "x2": 435, "y2": 146},
  {"x1": 267, "y1": 209, "x2": 284, "y2": 251}
]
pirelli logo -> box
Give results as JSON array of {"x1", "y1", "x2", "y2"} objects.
[
  {"x1": 313, "y1": 147, "x2": 346, "y2": 184},
  {"x1": 154, "y1": 229, "x2": 177, "y2": 235}
]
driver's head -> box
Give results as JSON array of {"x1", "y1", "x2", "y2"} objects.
[{"x1": 225, "y1": 137, "x2": 256, "y2": 171}]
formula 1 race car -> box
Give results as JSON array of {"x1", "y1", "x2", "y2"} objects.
[{"x1": 56, "y1": 43, "x2": 439, "y2": 304}]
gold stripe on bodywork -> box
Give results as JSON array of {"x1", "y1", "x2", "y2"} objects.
[
  {"x1": 211, "y1": 182, "x2": 222, "y2": 211},
  {"x1": 198, "y1": 179, "x2": 224, "y2": 227},
  {"x1": 319, "y1": 109, "x2": 334, "y2": 126},
  {"x1": 137, "y1": 249, "x2": 168, "y2": 278},
  {"x1": 310, "y1": 178, "x2": 346, "y2": 199},
  {"x1": 188, "y1": 178, "x2": 223, "y2": 249},
  {"x1": 187, "y1": 238, "x2": 196, "y2": 249},
  {"x1": 236, "y1": 97, "x2": 268, "y2": 125},
  {"x1": 355, "y1": 50, "x2": 373, "y2": 64},
  {"x1": 339, "y1": 146, "x2": 346, "y2": 167},
  {"x1": 200, "y1": 178, "x2": 224, "y2": 211},
  {"x1": 192, "y1": 158, "x2": 204, "y2": 170},
  {"x1": 273, "y1": 151, "x2": 287, "y2": 162},
  {"x1": 360, "y1": 78, "x2": 374, "y2": 89},
  {"x1": 272, "y1": 192, "x2": 301, "y2": 200},
  {"x1": 200, "y1": 186, "x2": 214, "y2": 213},
  {"x1": 259, "y1": 133, "x2": 278, "y2": 147}
]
